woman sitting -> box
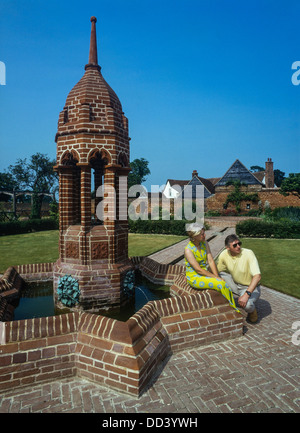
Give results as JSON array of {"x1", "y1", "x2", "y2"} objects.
[{"x1": 184, "y1": 223, "x2": 239, "y2": 312}]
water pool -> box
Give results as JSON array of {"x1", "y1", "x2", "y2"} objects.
[{"x1": 12, "y1": 273, "x2": 170, "y2": 322}]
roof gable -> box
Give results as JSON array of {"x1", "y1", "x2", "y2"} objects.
[
  {"x1": 215, "y1": 159, "x2": 263, "y2": 186},
  {"x1": 181, "y1": 175, "x2": 213, "y2": 198},
  {"x1": 167, "y1": 179, "x2": 189, "y2": 188}
]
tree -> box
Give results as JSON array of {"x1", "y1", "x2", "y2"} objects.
[
  {"x1": 128, "y1": 158, "x2": 150, "y2": 189},
  {"x1": 274, "y1": 169, "x2": 285, "y2": 187},
  {"x1": 280, "y1": 173, "x2": 300, "y2": 197},
  {"x1": 0, "y1": 172, "x2": 18, "y2": 201},
  {"x1": 7, "y1": 153, "x2": 58, "y2": 219},
  {"x1": 250, "y1": 165, "x2": 264, "y2": 172}
]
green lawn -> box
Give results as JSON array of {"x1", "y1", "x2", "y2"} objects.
[
  {"x1": 0, "y1": 230, "x2": 59, "y2": 272},
  {"x1": 129, "y1": 233, "x2": 187, "y2": 256},
  {"x1": 0, "y1": 230, "x2": 186, "y2": 273},
  {"x1": 241, "y1": 238, "x2": 300, "y2": 299},
  {"x1": 0, "y1": 231, "x2": 299, "y2": 299}
]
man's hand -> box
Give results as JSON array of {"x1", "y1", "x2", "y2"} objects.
[{"x1": 238, "y1": 292, "x2": 250, "y2": 308}]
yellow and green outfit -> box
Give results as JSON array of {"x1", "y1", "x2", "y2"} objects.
[{"x1": 185, "y1": 241, "x2": 239, "y2": 312}]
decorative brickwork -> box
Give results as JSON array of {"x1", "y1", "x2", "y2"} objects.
[
  {"x1": 53, "y1": 17, "x2": 133, "y2": 311},
  {"x1": 0, "y1": 267, "x2": 243, "y2": 396}
]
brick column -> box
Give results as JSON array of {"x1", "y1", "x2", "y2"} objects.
[
  {"x1": 79, "y1": 164, "x2": 92, "y2": 231},
  {"x1": 94, "y1": 164, "x2": 103, "y2": 220},
  {"x1": 73, "y1": 167, "x2": 81, "y2": 224},
  {"x1": 55, "y1": 166, "x2": 75, "y2": 259},
  {"x1": 78, "y1": 164, "x2": 91, "y2": 265},
  {"x1": 103, "y1": 164, "x2": 118, "y2": 263},
  {"x1": 58, "y1": 167, "x2": 74, "y2": 230}
]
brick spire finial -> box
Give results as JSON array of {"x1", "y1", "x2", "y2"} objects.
[{"x1": 85, "y1": 16, "x2": 101, "y2": 71}]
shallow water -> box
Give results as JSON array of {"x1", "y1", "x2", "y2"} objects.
[{"x1": 12, "y1": 273, "x2": 170, "y2": 322}]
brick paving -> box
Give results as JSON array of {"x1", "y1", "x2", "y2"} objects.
[
  {"x1": 0, "y1": 229, "x2": 299, "y2": 413},
  {"x1": 1, "y1": 287, "x2": 299, "y2": 413}
]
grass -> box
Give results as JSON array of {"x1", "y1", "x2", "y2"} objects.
[
  {"x1": 0, "y1": 230, "x2": 299, "y2": 299},
  {"x1": 128, "y1": 233, "x2": 187, "y2": 256},
  {"x1": 0, "y1": 230, "x2": 59, "y2": 272},
  {"x1": 241, "y1": 238, "x2": 300, "y2": 299},
  {"x1": 0, "y1": 230, "x2": 187, "y2": 273}
]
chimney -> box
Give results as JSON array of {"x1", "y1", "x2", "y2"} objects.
[
  {"x1": 265, "y1": 158, "x2": 274, "y2": 188},
  {"x1": 192, "y1": 170, "x2": 198, "y2": 178}
]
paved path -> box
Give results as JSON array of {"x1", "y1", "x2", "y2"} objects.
[
  {"x1": 148, "y1": 227, "x2": 235, "y2": 265},
  {"x1": 0, "y1": 229, "x2": 299, "y2": 413},
  {"x1": 0, "y1": 286, "x2": 299, "y2": 413}
]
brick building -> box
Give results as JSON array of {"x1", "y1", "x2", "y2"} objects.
[
  {"x1": 53, "y1": 17, "x2": 133, "y2": 312},
  {"x1": 163, "y1": 158, "x2": 300, "y2": 213}
]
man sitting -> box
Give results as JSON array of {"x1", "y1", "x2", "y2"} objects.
[{"x1": 217, "y1": 234, "x2": 261, "y2": 323}]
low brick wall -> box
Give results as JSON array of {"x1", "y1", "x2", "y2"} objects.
[
  {"x1": 0, "y1": 263, "x2": 244, "y2": 397},
  {"x1": 15, "y1": 263, "x2": 54, "y2": 281},
  {"x1": 138, "y1": 256, "x2": 185, "y2": 285},
  {"x1": 0, "y1": 313, "x2": 78, "y2": 391},
  {"x1": 76, "y1": 306, "x2": 170, "y2": 396}
]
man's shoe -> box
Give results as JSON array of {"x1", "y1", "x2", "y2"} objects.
[{"x1": 248, "y1": 308, "x2": 258, "y2": 323}]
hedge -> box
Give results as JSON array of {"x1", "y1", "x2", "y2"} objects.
[
  {"x1": 0, "y1": 218, "x2": 59, "y2": 236},
  {"x1": 236, "y1": 219, "x2": 300, "y2": 239}
]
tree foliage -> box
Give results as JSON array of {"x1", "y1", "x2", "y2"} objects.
[
  {"x1": 280, "y1": 173, "x2": 300, "y2": 197},
  {"x1": 274, "y1": 169, "x2": 285, "y2": 187},
  {"x1": 250, "y1": 165, "x2": 264, "y2": 172},
  {"x1": 4, "y1": 153, "x2": 58, "y2": 219},
  {"x1": 128, "y1": 158, "x2": 150, "y2": 189},
  {"x1": 0, "y1": 172, "x2": 18, "y2": 201}
]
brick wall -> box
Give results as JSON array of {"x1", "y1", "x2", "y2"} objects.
[
  {"x1": 206, "y1": 189, "x2": 300, "y2": 212},
  {"x1": 0, "y1": 313, "x2": 78, "y2": 391},
  {"x1": 0, "y1": 264, "x2": 243, "y2": 397}
]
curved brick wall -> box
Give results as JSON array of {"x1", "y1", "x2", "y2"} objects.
[{"x1": 0, "y1": 263, "x2": 243, "y2": 396}]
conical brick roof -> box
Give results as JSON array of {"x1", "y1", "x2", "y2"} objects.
[{"x1": 56, "y1": 17, "x2": 127, "y2": 142}]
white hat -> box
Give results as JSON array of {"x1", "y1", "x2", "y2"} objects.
[{"x1": 186, "y1": 222, "x2": 204, "y2": 235}]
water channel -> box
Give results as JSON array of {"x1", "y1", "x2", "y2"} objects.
[{"x1": 12, "y1": 272, "x2": 170, "y2": 322}]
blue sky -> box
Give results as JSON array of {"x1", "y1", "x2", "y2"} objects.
[{"x1": 0, "y1": 0, "x2": 299, "y2": 191}]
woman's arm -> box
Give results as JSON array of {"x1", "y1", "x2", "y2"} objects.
[
  {"x1": 184, "y1": 248, "x2": 221, "y2": 280},
  {"x1": 205, "y1": 242, "x2": 219, "y2": 278}
]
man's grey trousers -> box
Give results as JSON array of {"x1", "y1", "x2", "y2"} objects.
[{"x1": 219, "y1": 272, "x2": 261, "y2": 313}]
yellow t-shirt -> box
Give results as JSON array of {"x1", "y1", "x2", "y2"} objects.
[{"x1": 217, "y1": 248, "x2": 261, "y2": 286}]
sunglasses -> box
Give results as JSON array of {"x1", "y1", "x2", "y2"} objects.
[{"x1": 232, "y1": 242, "x2": 242, "y2": 248}]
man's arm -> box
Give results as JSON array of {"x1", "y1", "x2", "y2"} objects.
[
  {"x1": 216, "y1": 251, "x2": 227, "y2": 273},
  {"x1": 238, "y1": 273, "x2": 261, "y2": 308}
]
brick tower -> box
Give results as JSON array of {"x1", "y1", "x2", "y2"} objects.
[{"x1": 53, "y1": 17, "x2": 133, "y2": 312}]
